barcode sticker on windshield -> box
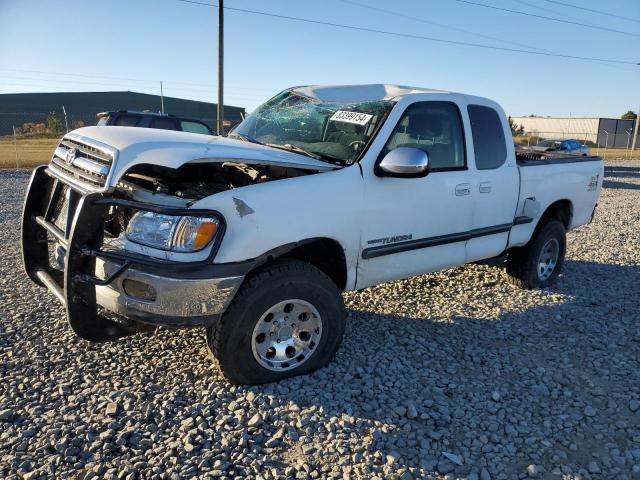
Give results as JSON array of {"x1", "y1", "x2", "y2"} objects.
[{"x1": 329, "y1": 110, "x2": 373, "y2": 126}]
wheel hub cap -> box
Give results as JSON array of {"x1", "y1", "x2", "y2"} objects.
[
  {"x1": 537, "y1": 238, "x2": 559, "y2": 281},
  {"x1": 251, "y1": 299, "x2": 322, "y2": 372}
]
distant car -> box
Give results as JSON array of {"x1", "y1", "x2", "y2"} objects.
[
  {"x1": 531, "y1": 139, "x2": 590, "y2": 156},
  {"x1": 96, "y1": 110, "x2": 213, "y2": 135}
]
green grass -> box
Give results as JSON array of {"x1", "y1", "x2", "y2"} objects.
[
  {"x1": 590, "y1": 147, "x2": 640, "y2": 161},
  {"x1": 0, "y1": 136, "x2": 59, "y2": 169}
]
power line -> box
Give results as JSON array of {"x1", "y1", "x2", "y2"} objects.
[
  {"x1": 453, "y1": 0, "x2": 640, "y2": 37},
  {"x1": 0, "y1": 68, "x2": 273, "y2": 92},
  {"x1": 341, "y1": 0, "x2": 550, "y2": 53},
  {"x1": 0, "y1": 74, "x2": 269, "y2": 97},
  {"x1": 510, "y1": 0, "x2": 584, "y2": 22},
  {"x1": 172, "y1": 0, "x2": 639, "y2": 66},
  {"x1": 340, "y1": 0, "x2": 639, "y2": 74},
  {"x1": 540, "y1": 0, "x2": 640, "y2": 24},
  {"x1": 0, "y1": 81, "x2": 266, "y2": 105}
]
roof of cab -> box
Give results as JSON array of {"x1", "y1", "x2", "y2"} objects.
[{"x1": 291, "y1": 84, "x2": 447, "y2": 103}]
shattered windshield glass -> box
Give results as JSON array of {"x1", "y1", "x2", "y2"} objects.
[{"x1": 229, "y1": 89, "x2": 394, "y2": 165}]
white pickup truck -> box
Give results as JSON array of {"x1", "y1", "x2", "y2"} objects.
[{"x1": 22, "y1": 84, "x2": 603, "y2": 384}]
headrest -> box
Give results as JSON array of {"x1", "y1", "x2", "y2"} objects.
[
  {"x1": 335, "y1": 122, "x2": 359, "y2": 134},
  {"x1": 407, "y1": 113, "x2": 444, "y2": 137}
]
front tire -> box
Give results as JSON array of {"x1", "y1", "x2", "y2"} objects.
[
  {"x1": 506, "y1": 218, "x2": 566, "y2": 289},
  {"x1": 206, "y1": 259, "x2": 346, "y2": 385}
]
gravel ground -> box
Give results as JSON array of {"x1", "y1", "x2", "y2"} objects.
[{"x1": 1, "y1": 161, "x2": 639, "y2": 480}]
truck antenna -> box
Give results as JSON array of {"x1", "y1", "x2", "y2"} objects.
[{"x1": 160, "y1": 81, "x2": 165, "y2": 114}]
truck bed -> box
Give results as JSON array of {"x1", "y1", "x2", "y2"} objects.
[
  {"x1": 508, "y1": 153, "x2": 604, "y2": 248},
  {"x1": 516, "y1": 151, "x2": 602, "y2": 166}
]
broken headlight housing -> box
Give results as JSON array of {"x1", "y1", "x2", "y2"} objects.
[{"x1": 125, "y1": 212, "x2": 220, "y2": 252}]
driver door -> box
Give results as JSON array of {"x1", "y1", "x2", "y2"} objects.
[{"x1": 356, "y1": 101, "x2": 473, "y2": 289}]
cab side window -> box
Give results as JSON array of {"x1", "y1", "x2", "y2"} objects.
[
  {"x1": 381, "y1": 101, "x2": 466, "y2": 171},
  {"x1": 467, "y1": 104, "x2": 507, "y2": 170}
]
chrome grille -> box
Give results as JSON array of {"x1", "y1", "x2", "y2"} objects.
[{"x1": 48, "y1": 134, "x2": 116, "y2": 191}]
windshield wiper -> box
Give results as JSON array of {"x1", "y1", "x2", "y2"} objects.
[
  {"x1": 266, "y1": 143, "x2": 323, "y2": 160},
  {"x1": 228, "y1": 132, "x2": 263, "y2": 145}
]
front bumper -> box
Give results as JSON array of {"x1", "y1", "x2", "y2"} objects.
[
  {"x1": 21, "y1": 166, "x2": 246, "y2": 341},
  {"x1": 94, "y1": 258, "x2": 242, "y2": 326}
]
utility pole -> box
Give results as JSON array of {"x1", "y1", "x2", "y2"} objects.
[
  {"x1": 217, "y1": 0, "x2": 224, "y2": 136},
  {"x1": 632, "y1": 105, "x2": 639, "y2": 153},
  {"x1": 160, "y1": 81, "x2": 165, "y2": 114}
]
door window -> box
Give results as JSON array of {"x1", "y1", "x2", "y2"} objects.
[
  {"x1": 467, "y1": 105, "x2": 507, "y2": 170},
  {"x1": 381, "y1": 102, "x2": 466, "y2": 171}
]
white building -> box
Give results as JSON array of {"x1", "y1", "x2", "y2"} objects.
[
  {"x1": 511, "y1": 117, "x2": 599, "y2": 143},
  {"x1": 511, "y1": 116, "x2": 637, "y2": 148}
]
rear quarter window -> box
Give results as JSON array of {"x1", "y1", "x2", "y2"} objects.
[
  {"x1": 467, "y1": 105, "x2": 507, "y2": 170},
  {"x1": 150, "y1": 117, "x2": 179, "y2": 131},
  {"x1": 180, "y1": 120, "x2": 211, "y2": 135},
  {"x1": 113, "y1": 114, "x2": 143, "y2": 127}
]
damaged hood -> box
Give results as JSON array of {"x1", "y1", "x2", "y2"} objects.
[{"x1": 69, "y1": 126, "x2": 338, "y2": 184}]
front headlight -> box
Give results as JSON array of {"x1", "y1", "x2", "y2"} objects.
[{"x1": 125, "y1": 211, "x2": 220, "y2": 252}]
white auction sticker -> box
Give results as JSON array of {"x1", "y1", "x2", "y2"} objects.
[{"x1": 329, "y1": 110, "x2": 373, "y2": 126}]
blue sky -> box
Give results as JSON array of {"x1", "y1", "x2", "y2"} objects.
[{"x1": 0, "y1": 0, "x2": 638, "y2": 117}]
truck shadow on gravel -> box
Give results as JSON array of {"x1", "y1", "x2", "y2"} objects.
[
  {"x1": 603, "y1": 165, "x2": 640, "y2": 190},
  {"x1": 266, "y1": 260, "x2": 640, "y2": 477},
  {"x1": 604, "y1": 165, "x2": 640, "y2": 178}
]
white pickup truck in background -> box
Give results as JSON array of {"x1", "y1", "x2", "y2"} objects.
[{"x1": 22, "y1": 84, "x2": 603, "y2": 384}]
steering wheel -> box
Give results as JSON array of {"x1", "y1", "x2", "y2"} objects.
[{"x1": 349, "y1": 140, "x2": 366, "y2": 151}]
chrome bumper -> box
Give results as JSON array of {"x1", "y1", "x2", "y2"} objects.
[{"x1": 95, "y1": 258, "x2": 243, "y2": 326}]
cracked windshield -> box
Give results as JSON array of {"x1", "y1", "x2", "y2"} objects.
[{"x1": 229, "y1": 89, "x2": 393, "y2": 165}]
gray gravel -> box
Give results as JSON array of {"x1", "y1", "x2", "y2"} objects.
[{"x1": 1, "y1": 161, "x2": 639, "y2": 480}]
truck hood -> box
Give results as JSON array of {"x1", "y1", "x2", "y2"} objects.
[{"x1": 69, "y1": 126, "x2": 338, "y2": 184}]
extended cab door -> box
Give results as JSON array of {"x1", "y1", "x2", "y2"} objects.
[
  {"x1": 356, "y1": 99, "x2": 473, "y2": 289},
  {"x1": 464, "y1": 103, "x2": 520, "y2": 262}
]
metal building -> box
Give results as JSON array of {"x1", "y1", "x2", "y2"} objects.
[
  {"x1": 0, "y1": 91, "x2": 245, "y2": 136},
  {"x1": 511, "y1": 116, "x2": 638, "y2": 148}
]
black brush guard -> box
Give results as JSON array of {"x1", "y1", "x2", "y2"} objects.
[
  {"x1": 21, "y1": 166, "x2": 230, "y2": 342},
  {"x1": 22, "y1": 166, "x2": 154, "y2": 341}
]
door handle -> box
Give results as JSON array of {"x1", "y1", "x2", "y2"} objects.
[
  {"x1": 455, "y1": 183, "x2": 471, "y2": 196},
  {"x1": 479, "y1": 181, "x2": 492, "y2": 193}
]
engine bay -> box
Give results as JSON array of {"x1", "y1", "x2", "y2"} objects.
[
  {"x1": 103, "y1": 161, "x2": 318, "y2": 239},
  {"x1": 120, "y1": 161, "x2": 315, "y2": 202}
]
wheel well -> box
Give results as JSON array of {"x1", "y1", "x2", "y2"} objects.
[
  {"x1": 281, "y1": 238, "x2": 348, "y2": 290},
  {"x1": 541, "y1": 199, "x2": 572, "y2": 229}
]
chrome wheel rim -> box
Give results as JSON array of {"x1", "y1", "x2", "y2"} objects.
[
  {"x1": 251, "y1": 299, "x2": 322, "y2": 372},
  {"x1": 537, "y1": 238, "x2": 559, "y2": 281}
]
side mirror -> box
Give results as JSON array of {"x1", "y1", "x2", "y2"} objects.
[{"x1": 377, "y1": 147, "x2": 430, "y2": 178}]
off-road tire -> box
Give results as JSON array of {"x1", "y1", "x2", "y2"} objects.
[
  {"x1": 506, "y1": 218, "x2": 566, "y2": 289},
  {"x1": 205, "y1": 259, "x2": 346, "y2": 385}
]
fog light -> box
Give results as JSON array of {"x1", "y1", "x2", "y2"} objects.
[{"x1": 122, "y1": 279, "x2": 157, "y2": 301}]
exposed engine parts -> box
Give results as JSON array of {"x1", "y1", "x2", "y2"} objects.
[{"x1": 121, "y1": 162, "x2": 314, "y2": 201}]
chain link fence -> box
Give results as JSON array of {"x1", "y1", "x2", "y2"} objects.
[
  {"x1": 514, "y1": 130, "x2": 639, "y2": 160},
  {"x1": 0, "y1": 110, "x2": 92, "y2": 168}
]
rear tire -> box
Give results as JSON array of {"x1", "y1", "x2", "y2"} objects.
[
  {"x1": 506, "y1": 218, "x2": 566, "y2": 289},
  {"x1": 206, "y1": 259, "x2": 346, "y2": 385}
]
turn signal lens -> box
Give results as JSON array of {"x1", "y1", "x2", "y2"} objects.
[
  {"x1": 193, "y1": 222, "x2": 218, "y2": 249},
  {"x1": 172, "y1": 216, "x2": 219, "y2": 252}
]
